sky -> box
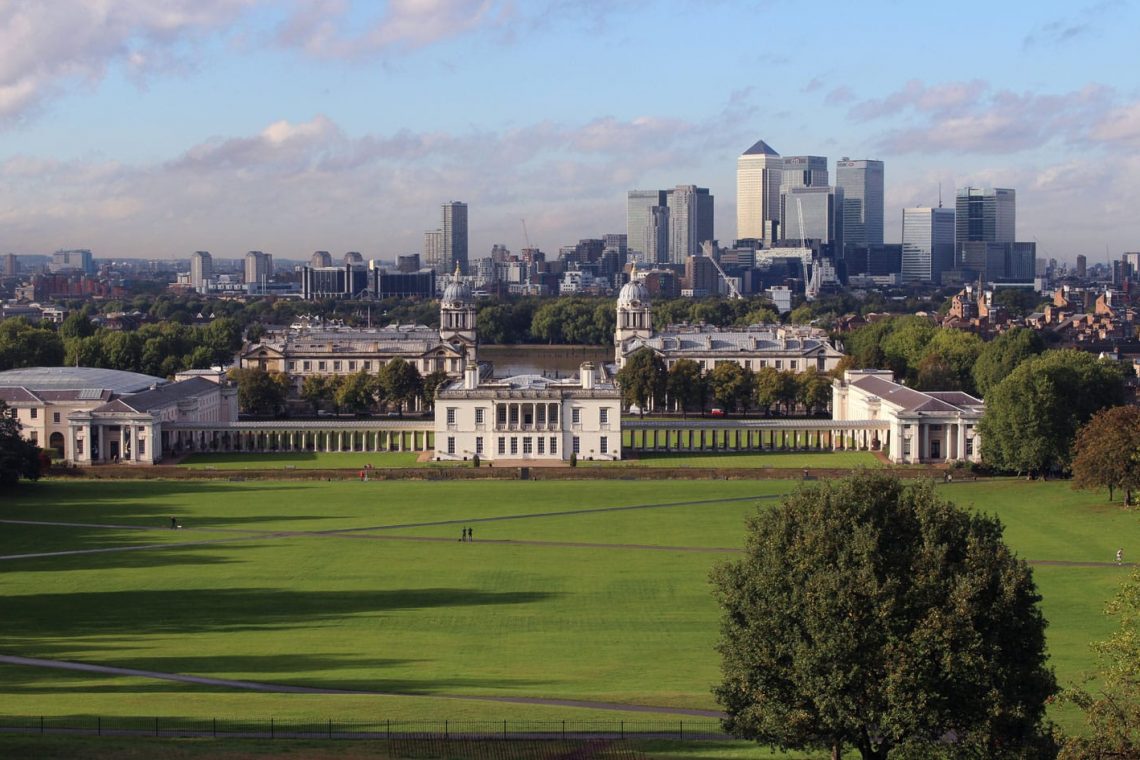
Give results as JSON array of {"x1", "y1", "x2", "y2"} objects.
[{"x1": 2, "y1": 0, "x2": 1139, "y2": 264}]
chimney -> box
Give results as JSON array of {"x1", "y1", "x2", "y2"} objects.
[
  {"x1": 464, "y1": 362, "x2": 479, "y2": 390},
  {"x1": 580, "y1": 362, "x2": 595, "y2": 390}
]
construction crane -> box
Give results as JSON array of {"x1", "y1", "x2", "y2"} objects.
[
  {"x1": 700, "y1": 241, "x2": 742, "y2": 300},
  {"x1": 521, "y1": 218, "x2": 532, "y2": 249}
]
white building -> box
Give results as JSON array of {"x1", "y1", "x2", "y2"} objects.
[
  {"x1": 831, "y1": 369, "x2": 984, "y2": 464},
  {"x1": 434, "y1": 362, "x2": 621, "y2": 463},
  {"x1": 614, "y1": 272, "x2": 844, "y2": 372}
]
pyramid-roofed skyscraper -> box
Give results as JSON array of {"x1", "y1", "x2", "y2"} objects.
[{"x1": 737, "y1": 139, "x2": 783, "y2": 242}]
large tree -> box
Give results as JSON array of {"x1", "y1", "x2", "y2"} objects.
[
  {"x1": 0, "y1": 401, "x2": 43, "y2": 487},
  {"x1": 979, "y1": 349, "x2": 1126, "y2": 477},
  {"x1": 972, "y1": 327, "x2": 1046, "y2": 398},
  {"x1": 666, "y1": 358, "x2": 706, "y2": 417},
  {"x1": 616, "y1": 348, "x2": 666, "y2": 415},
  {"x1": 379, "y1": 358, "x2": 423, "y2": 416},
  {"x1": 1071, "y1": 406, "x2": 1140, "y2": 506},
  {"x1": 712, "y1": 472, "x2": 1056, "y2": 760},
  {"x1": 229, "y1": 368, "x2": 290, "y2": 416},
  {"x1": 708, "y1": 362, "x2": 753, "y2": 413},
  {"x1": 421, "y1": 369, "x2": 452, "y2": 409}
]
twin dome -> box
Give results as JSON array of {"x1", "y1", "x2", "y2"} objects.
[{"x1": 617, "y1": 278, "x2": 650, "y2": 307}]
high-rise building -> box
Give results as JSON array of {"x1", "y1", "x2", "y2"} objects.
[
  {"x1": 902, "y1": 207, "x2": 955, "y2": 283},
  {"x1": 1076, "y1": 254, "x2": 1087, "y2": 278},
  {"x1": 343, "y1": 251, "x2": 364, "y2": 267},
  {"x1": 627, "y1": 190, "x2": 669, "y2": 263},
  {"x1": 779, "y1": 186, "x2": 844, "y2": 250},
  {"x1": 50, "y1": 249, "x2": 94, "y2": 275},
  {"x1": 244, "y1": 250, "x2": 273, "y2": 286},
  {"x1": 836, "y1": 158, "x2": 884, "y2": 247},
  {"x1": 779, "y1": 156, "x2": 828, "y2": 189},
  {"x1": 666, "y1": 185, "x2": 714, "y2": 264},
  {"x1": 189, "y1": 250, "x2": 212, "y2": 293},
  {"x1": 1123, "y1": 252, "x2": 1140, "y2": 280},
  {"x1": 956, "y1": 187, "x2": 1015, "y2": 244},
  {"x1": 443, "y1": 201, "x2": 468, "y2": 274},
  {"x1": 424, "y1": 230, "x2": 444, "y2": 272},
  {"x1": 310, "y1": 250, "x2": 333, "y2": 268},
  {"x1": 736, "y1": 140, "x2": 783, "y2": 243},
  {"x1": 3, "y1": 253, "x2": 18, "y2": 277}
]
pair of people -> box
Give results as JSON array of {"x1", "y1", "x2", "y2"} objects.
[{"x1": 460, "y1": 527, "x2": 474, "y2": 542}]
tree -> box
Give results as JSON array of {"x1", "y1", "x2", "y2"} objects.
[
  {"x1": 0, "y1": 401, "x2": 42, "y2": 487},
  {"x1": 229, "y1": 368, "x2": 290, "y2": 416},
  {"x1": 712, "y1": 472, "x2": 1056, "y2": 760},
  {"x1": 0, "y1": 318, "x2": 64, "y2": 371},
  {"x1": 335, "y1": 370, "x2": 379, "y2": 414},
  {"x1": 1071, "y1": 406, "x2": 1140, "y2": 506},
  {"x1": 379, "y1": 358, "x2": 423, "y2": 416},
  {"x1": 667, "y1": 359, "x2": 706, "y2": 417},
  {"x1": 972, "y1": 328, "x2": 1045, "y2": 398},
  {"x1": 754, "y1": 366, "x2": 782, "y2": 416},
  {"x1": 796, "y1": 369, "x2": 832, "y2": 415},
  {"x1": 708, "y1": 362, "x2": 753, "y2": 413},
  {"x1": 979, "y1": 350, "x2": 1126, "y2": 477},
  {"x1": 301, "y1": 375, "x2": 334, "y2": 414},
  {"x1": 421, "y1": 369, "x2": 452, "y2": 409},
  {"x1": 1059, "y1": 568, "x2": 1140, "y2": 759},
  {"x1": 616, "y1": 348, "x2": 665, "y2": 416},
  {"x1": 918, "y1": 329, "x2": 984, "y2": 394}
]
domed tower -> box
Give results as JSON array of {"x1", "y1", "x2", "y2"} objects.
[
  {"x1": 615, "y1": 265, "x2": 653, "y2": 366},
  {"x1": 439, "y1": 262, "x2": 477, "y2": 355}
]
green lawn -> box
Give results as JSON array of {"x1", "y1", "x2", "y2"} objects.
[
  {"x1": 179, "y1": 451, "x2": 435, "y2": 470},
  {"x1": 603, "y1": 451, "x2": 883, "y2": 469},
  {"x1": 0, "y1": 477, "x2": 1131, "y2": 742}
]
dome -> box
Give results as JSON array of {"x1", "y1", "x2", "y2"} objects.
[
  {"x1": 442, "y1": 279, "x2": 472, "y2": 305},
  {"x1": 617, "y1": 278, "x2": 650, "y2": 308}
]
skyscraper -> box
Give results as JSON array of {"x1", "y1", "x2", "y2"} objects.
[
  {"x1": 423, "y1": 230, "x2": 444, "y2": 272},
  {"x1": 189, "y1": 250, "x2": 212, "y2": 293},
  {"x1": 442, "y1": 201, "x2": 469, "y2": 274},
  {"x1": 779, "y1": 186, "x2": 844, "y2": 250},
  {"x1": 902, "y1": 207, "x2": 955, "y2": 284},
  {"x1": 736, "y1": 139, "x2": 782, "y2": 243},
  {"x1": 836, "y1": 158, "x2": 885, "y2": 247},
  {"x1": 779, "y1": 156, "x2": 828, "y2": 189},
  {"x1": 955, "y1": 187, "x2": 1015, "y2": 244},
  {"x1": 244, "y1": 250, "x2": 273, "y2": 286},
  {"x1": 666, "y1": 185, "x2": 714, "y2": 264},
  {"x1": 627, "y1": 190, "x2": 668, "y2": 263}
]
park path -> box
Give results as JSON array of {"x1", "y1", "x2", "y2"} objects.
[{"x1": 0, "y1": 655, "x2": 723, "y2": 718}]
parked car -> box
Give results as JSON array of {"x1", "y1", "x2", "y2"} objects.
[{"x1": 709, "y1": 408, "x2": 726, "y2": 417}]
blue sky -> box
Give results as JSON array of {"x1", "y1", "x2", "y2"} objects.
[{"x1": 2, "y1": 0, "x2": 1138, "y2": 263}]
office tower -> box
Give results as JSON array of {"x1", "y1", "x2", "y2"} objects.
[
  {"x1": 779, "y1": 156, "x2": 828, "y2": 189},
  {"x1": 423, "y1": 230, "x2": 444, "y2": 272},
  {"x1": 736, "y1": 139, "x2": 783, "y2": 243},
  {"x1": 1008, "y1": 242, "x2": 1036, "y2": 280},
  {"x1": 189, "y1": 250, "x2": 212, "y2": 293},
  {"x1": 1123, "y1": 252, "x2": 1140, "y2": 279},
  {"x1": 3, "y1": 253, "x2": 18, "y2": 277},
  {"x1": 343, "y1": 251, "x2": 364, "y2": 266},
  {"x1": 779, "y1": 186, "x2": 844, "y2": 250},
  {"x1": 666, "y1": 185, "x2": 714, "y2": 264},
  {"x1": 956, "y1": 187, "x2": 1016, "y2": 244},
  {"x1": 627, "y1": 190, "x2": 669, "y2": 262},
  {"x1": 685, "y1": 254, "x2": 719, "y2": 296},
  {"x1": 50, "y1": 249, "x2": 94, "y2": 275},
  {"x1": 397, "y1": 254, "x2": 421, "y2": 272},
  {"x1": 442, "y1": 201, "x2": 468, "y2": 274},
  {"x1": 1076, "y1": 254, "x2": 1087, "y2": 279},
  {"x1": 836, "y1": 158, "x2": 885, "y2": 247},
  {"x1": 902, "y1": 207, "x2": 955, "y2": 283},
  {"x1": 244, "y1": 250, "x2": 273, "y2": 285},
  {"x1": 310, "y1": 250, "x2": 332, "y2": 268}
]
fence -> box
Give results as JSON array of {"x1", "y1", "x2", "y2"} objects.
[{"x1": 0, "y1": 715, "x2": 728, "y2": 742}]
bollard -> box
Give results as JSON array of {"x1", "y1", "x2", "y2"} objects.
[
  {"x1": 97, "y1": 716, "x2": 101, "y2": 736},
  {"x1": 213, "y1": 718, "x2": 216, "y2": 737},
  {"x1": 328, "y1": 718, "x2": 332, "y2": 739}
]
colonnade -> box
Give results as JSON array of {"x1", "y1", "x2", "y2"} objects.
[
  {"x1": 623, "y1": 422, "x2": 889, "y2": 453},
  {"x1": 165, "y1": 425, "x2": 433, "y2": 456}
]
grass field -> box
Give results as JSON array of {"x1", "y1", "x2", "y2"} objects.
[
  {"x1": 610, "y1": 451, "x2": 882, "y2": 469},
  {"x1": 179, "y1": 451, "x2": 433, "y2": 469},
  {"x1": 0, "y1": 476, "x2": 1131, "y2": 756}
]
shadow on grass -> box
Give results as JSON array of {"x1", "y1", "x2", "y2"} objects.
[{"x1": 1, "y1": 587, "x2": 561, "y2": 643}]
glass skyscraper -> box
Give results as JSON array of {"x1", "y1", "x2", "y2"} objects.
[
  {"x1": 627, "y1": 190, "x2": 668, "y2": 263},
  {"x1": 779, "y1": 185, "x2": 844, "y2": 250},
  {"x1": 442, "y1": 201, "x2": 468, "y2": 274},
  {"x1": 666, "y1": 185, "x2": 714, "y2": 265},
  {"x1": 736, "y1": 140, "x2": 782, "y2": 243},
  {"x1": 836, "y1": 158, "x2": 884, "y2": 248},
  {"x1": 955, "y1": 187, "x2": 1015, "y2": 244},
  {"x1": 902, "y1": 207, "x2": 955, "y2": 284}
]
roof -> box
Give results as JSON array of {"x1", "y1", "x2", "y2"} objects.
[
  {"x1": 92, "y1": 377, "x2": 217, "y2": 414},
  {"x1": 849, "y1": 375, "x2": 982, "y2": 415},
  {"x1": 742, "y1": 139, "x2": 779, "y2": 156},
  {"x1": 627, "y1": 325, "x2": 840, "y2": 356},
  {"x1": 0, "y1": 367, "x2": 164, "y2": 394}
]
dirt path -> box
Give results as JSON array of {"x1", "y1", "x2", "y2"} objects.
[{"x1": 0, "y1": 655, "x2": 723, "y2": 718}]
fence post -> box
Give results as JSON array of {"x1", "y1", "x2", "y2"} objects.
[
  {"x1": 679, "y1": 720, "x2": 683, "y2": 740},
  {"x1": 270, "y1": 717, "x2": 274, "y2": 739},
  {"x1": 97, "y1": 716, "x2": 101, "y2": 736},
  {"x1": 386, "y1": 718, "x2": 390, "y2": 741},
  {"x1": 40, "y1": 716, "x2": 43, "y2": 735},
  {"x1": 562, "y1": 719, "x2": 565, "y2": 740},
  {"x1": 328, "y1": 718, "x2": 332, "y2": 739},
  {"x1": 445, "y1": 719, "x2": 448, "y2": 739},
  {"x1": 621, "y1": 720, "x2": 624, "y2": 740},
  {"x1": 503, "y1": 719, "x2": 507, "y2": 739},
  {"x1": 155, "y1": 717, "x2": 159, "y2": 737},
  {"x1": 213, "y1": 718, "x2": 216, "y2": 738}
]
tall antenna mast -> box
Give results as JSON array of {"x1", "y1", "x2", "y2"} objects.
[{"x1": 938, "y1": 182, "x2": 943, "y2": 209}]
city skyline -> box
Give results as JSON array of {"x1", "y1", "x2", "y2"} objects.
[{"x1": 2, "y1": 1, "x2": 1138, "y2": 263}]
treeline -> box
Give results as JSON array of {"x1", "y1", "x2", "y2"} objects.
[
  {"x1": 616, "y1": 350, "x2": 833, "y2": 417},
  {"x1": 0, "y1": 314, "x2": 243, "y2": 377}
]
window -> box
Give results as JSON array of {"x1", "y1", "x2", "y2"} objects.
[
  {"x1": 510, "y1": 437, "x2": 518, "y2": 455},
  {"x1": 447, "y1": 437, "x2": 456, "y2": 454},
  {"x1": 744, "y1": 360, "x2": 751, "y2": 370},
  {"x1": 475, "y1": 408, "x2": 485, "y2": 425},
  {"x1": 288, "y1": 361, "x2": 296, "y2": 371},
  {"x1": 318, "y1": 361, "x2": 326, "y2": 371},
  {"x1": 446, "y1": 407, "x2": 456, "y2": 425},
  {"x1": 572, "y1": 408, "x2": 581, "y2": 425},
  {"x1": 599, "y1": 408, "x2": 609, "y2": 425},
  {"x1": 789, "y1": 361, "x2": 797, "y2": 370},
  {"x1": 550, "y1": 436, "x2": 557, "y2": 454},
  {"x1": 537, "y1": 437, "x2": 545, "y2": 455},
  {"x1": 498, "y1": 438, "x2": 506, "y2": 455},
  {"x1": 475, "y1": 437, "x2": 483, "y2": 455},
  {"x1": 817, "y1": 357, "x2": 826, "y2": 371},
  {"x1": 537, "y1": 405, "x2": 546, "y2": 424},
  {"x1": 53, "y1": 412, "x2": 60, "y2": 423},
  {"x1": 333, "y1": 361, "x2": 342, "y2": 371},
  {"x1": 30, "y1": 431, "x2": 37, "y2": 443},
  {"x1": 138, "y1": 439, "x2": 145, "y2": 456},
  {"x1": 966, "y1": 438, "x2": 974, "y2": 456},
  {"x1": 364, "y1": 361, "x2": 371, "y2": 371},
  {"x1": 760, "y1": 360, "x2": 767, "y2": 368},
  {"x1": 600, "y1": 436, "x2": 608, "y2": 454},
  {"x1": 549, "y1": 405, "x2": 558, "y2": 424},
  {"x1": 30, "y1": 408, "x2": 37, "y2": 419},
  {"x1": 775, "y1": 360, "x2": 783, "y2": 369},
  {"x1": 348, "y1": 361, "x2": 356, "y2": 371},
  {"x1": 497, "y1": 405, "x2": 507, "y2": 425},
  {"x1": 523, "y1": 437, "x2": 532, "y2": 454},
  {"x1": 76, "y1": 439, "x2": 84, "y2": 455},
  {"x1": 303, "y1": 361, "x2": 311, "y2": 371},
  {"x1": 572, "y1": 436, "x2": 580, "y2": 454}
]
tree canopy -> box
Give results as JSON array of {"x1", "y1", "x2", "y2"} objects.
[
  {"x1": 1071, "y1": 405, "x2": 1140, "y2": 506},
  {"x1": 972, "y1": 328, "x2": 1045, "y2": 398},
  {"x1": 0, "y1": 401, "x2": 43, "y2": 487},
  {"x1": 615, "y1": 348, "x2": 665, "y2": 415},
  {"x1": 712, "y1": 472, "x2": 1056, "y2": 760},
  {"x1": 979, "y1": 350, "x2": 1126, "y2": 477},
  {"x1": 665, "y1": 359, "x2": 706, "y2": 416}
]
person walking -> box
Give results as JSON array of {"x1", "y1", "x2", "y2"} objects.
[{"x1": 1117, "y1": 548, "x2": 1124, "y2": 566}]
